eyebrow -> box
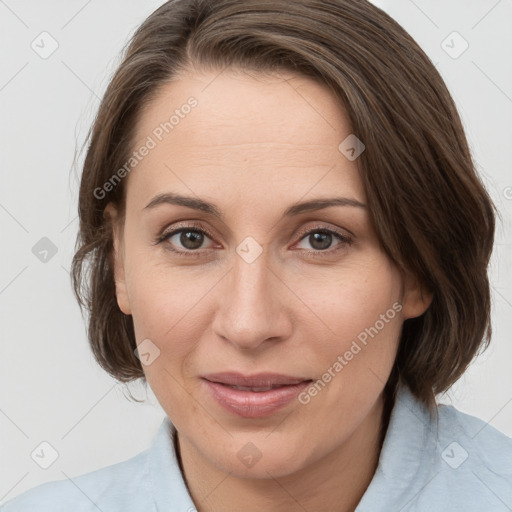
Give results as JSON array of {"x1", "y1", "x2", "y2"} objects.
[{"x1": 143, "y1": 192, "x2": 366, "y2": 219}]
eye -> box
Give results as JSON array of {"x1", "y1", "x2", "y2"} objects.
[
  {"x1": 155, "y1": 223, "x2": 353, "y2": 257},
  {"x1": 156, "y1": 225, "x2": 216, "y2": 256},
  {"x1": 294, "y1": 228, "x2": 352, "y2": 254}
]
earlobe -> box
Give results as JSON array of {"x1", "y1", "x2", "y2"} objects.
[
  {"x1": 401, "y1": 269, "x2": 433, "y2": 320},
  {"x1": 104, "y1": 203, "x2": 132, "y2": 316}
]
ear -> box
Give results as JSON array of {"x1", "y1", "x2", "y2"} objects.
[
  {"x1": 400, "y1": 268, "x2": 433, "y2": 320},
  {"x1": 104, "y1": 202, "x2": 132, "y2": 316}
]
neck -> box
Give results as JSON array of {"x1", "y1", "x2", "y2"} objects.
[{"x1": 175, "y1": 391, "x2": 392, "y2": 512}]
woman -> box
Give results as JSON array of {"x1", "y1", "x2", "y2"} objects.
[{"x1": 3, "y1": 0, "x2": 510, "y2": 511}]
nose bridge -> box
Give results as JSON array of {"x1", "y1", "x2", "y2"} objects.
[{"x1": 212, "y1": 246, "x2": 289, "y2": 349}]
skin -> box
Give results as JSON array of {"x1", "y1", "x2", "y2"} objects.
[{"x1": 105, "y1": 67, "x2": 432, "y2": 512}]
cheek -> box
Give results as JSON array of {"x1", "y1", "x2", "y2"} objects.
[
  {"x1": 295, "y1": 253, "x2": 402, "y2": 341},
  {"x1": 294, "y1": 255, "x2": 403, "y2": 392},
  {"x1": 128, "y1": 278, "x2": 199, "y2": 364},
  {"x1": 124, "y1": 258, "x2": 215, "y2": 382},
  {"x1": 122, "y1": 240, "x2": 187, "y2": 334}
]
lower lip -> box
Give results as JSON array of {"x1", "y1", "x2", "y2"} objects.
[{"x1": 201, "y1": 379, "x2": 312, "y2": 418}]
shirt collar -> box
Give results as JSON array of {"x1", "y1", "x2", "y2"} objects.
[
  {"x1": 148, "y1": 416, "x2": 196, "y2": 512},
  {"x1": 148, "y1": 382, "x2": 438, "y2": 511},
  {"x1": 355, "y1": 381, "x2": 440, "y2": 510}
]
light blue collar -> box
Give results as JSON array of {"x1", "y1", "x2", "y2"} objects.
[{"x1": 147, "y1": 382, "x2": 439, "y2": 511}]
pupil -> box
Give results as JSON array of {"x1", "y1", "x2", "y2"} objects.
[
  {"x1": 181, "y1": 231, "x2": 203, "y2": 249},
  {"x1": 310, "y1": 232, "x2": 331, "y2": 250}
]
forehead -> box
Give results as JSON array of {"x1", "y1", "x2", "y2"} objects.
[{"x1": 126, "y1": 69, "x2": 366, "y2": 209}]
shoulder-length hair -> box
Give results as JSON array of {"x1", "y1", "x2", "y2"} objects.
[{"x1": 71, "y1": 0, "x2": 497, "y2": 418}]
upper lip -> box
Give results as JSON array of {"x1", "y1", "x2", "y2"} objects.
[{"x1": 202, "y1": 372, "x2": 312, "y2": 387}]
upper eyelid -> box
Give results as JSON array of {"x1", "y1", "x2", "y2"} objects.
[{"x1": 294, "y1": 224, "x2": 351, "y2": 240}]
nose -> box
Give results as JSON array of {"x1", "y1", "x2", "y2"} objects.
[{"x1": 211, "y1": 248, "x2": 293, "y2": 351}]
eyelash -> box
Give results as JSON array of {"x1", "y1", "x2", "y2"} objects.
[{"x1": 154, "y1": 222, "x2": 353, "y2": 259}]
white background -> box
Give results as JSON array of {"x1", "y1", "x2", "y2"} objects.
[{"x1": 1, "y1": 0, "x2": 511, "y2": 504}]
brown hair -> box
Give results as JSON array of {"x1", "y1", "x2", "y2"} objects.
[{"x1": 71, "y1": 0, "x2": 497, "y2": 418}]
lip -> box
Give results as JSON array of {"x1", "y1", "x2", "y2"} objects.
[{"x1": 201, "y1": 372, "x2": 312, "y2": 418}]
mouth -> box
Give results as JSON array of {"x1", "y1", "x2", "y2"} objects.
[
  {"x1": 218, "y1": 384, "x2": 293, "y2": 392},
  {"x1": 202, "y1": 371, "x2": 311, "y2": 387},
  {"x1": 201, "y1": 372, "x2": 313, "y2": 418}
]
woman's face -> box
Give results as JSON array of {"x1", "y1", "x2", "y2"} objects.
[{"x1": 107, "y1": 68, "x2": 431, "y2": 479}]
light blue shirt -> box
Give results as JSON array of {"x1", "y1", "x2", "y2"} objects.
[{"x1": 2, "y1": 383, "x2": 511, "y2": 511}]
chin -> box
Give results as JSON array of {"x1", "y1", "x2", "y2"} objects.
[{"x1": 205, "y1": 437, "x2": 310, "y2": 480}]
